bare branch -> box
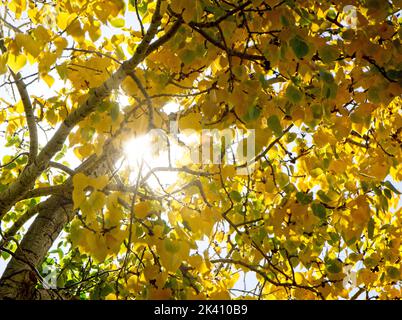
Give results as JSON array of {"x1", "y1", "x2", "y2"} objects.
[
  {"x1": 9, "y1": 70, "x2": 39, "y2": 164},
  {"x1": 49, "y1": 161, "x2": 75, "y2": 175}
]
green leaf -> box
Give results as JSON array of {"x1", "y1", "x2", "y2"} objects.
[
  {"x1": 322, "y1": 82, "x2": 337, "y2": 99},
  {"x1": 386, "y1": 69, "x2": 402, "y2": 81},
  {"x1": 243, "y1": 105, "x2": 261, "y2": 122},
  {"x1": 267, "y1": 115, "x2": 283, "y2": 137},
  {"x1": 179, "y1": 49, "x2": 196, "y2": 64},
  {"x1": 326, "y1": 9, "x2": 337, "y2": 20},
  {"x1": 311, "y1": 104, "x2": 323, "y2": 119},
  {"x1": 286, "y1": 132, "x2": 297, "y2": 143},
  {"x1": 98, "y1": 101, "x2": 112, "y2": 113},
  {"x1": 319, "y1": 70, "x2": 334, "y2": 84},
  {"x1": 296, "y1": 191, "x2": 313, "y2": 205},
  {"x1": 276, "y1": 172, "x2": 289, "y2": 189},
  {"x1": 252, "y1": 229, "x2": 267, "y2": 244},
  {"x1": 364, "y1": 256, "x2": 377, "y2": 268},
  {"x1": 386, "y1": 266, "x2": 400, "y2": 280},
  {"x1": 361, "y1": 181, "x2": 370, "y2": 193},
  {"x1": 312, "y1": 202, "x2": 326, "y2": 219},
  {"x1": 1, "y1": 250, "x2": 10, "y2": 259},
  {"x1": 283, "y1": 183, "x2": 296, "y2": 194},
  {"x1": 280, "y1": 15, "x2": 289, "y2": 27},
  {"x1": 298, "y1": 8, "x2": 312, "y2": 26},
  {"x1": 101, "y1": 283, "x2": 114, "y2": 297},
  {"x1": 328, "y1": 232, "x2": 340, "y2": 243},
  {"x1": 379, "y1": 195, "x2": 388, "y2": 212},
  {"x1": 367, "y1": 86, "x2": 381, "y2": 103},
  {"x1": 289, "y1": 36, "x2": 309, "y2": 59},
  {"x1": 285, "y1": 85, "x2": 303, "y2": 104},
  {"x1": 318, "y1": 46, "x2": 338, "y2": 63},
  {"x1": 317, "y1": 190, "x2": 331, "y2": 203},
  {"x1": 109, "y1": 102, "x2": 120, "y2": 121},
  {"x1": 383, "y1": 188, "x2": 392, "y2": 199},
  {"x1": 373, "y1": 186, "x2": 382, "y2": 197},
  {"x1": 325, "y1": 259, "x2": 342, "y2": 274},
  {"x1": 382, "y1": 181, "x2": 401, "y2": 194},
  {"x1": 137, "y1": 1, "x2": 148, "y2": 14},
  {"x1": 56, "y1": 64, "x2": 67, "y2": 79},
  {"x1": 230, "y1": 190, "x2": 242, "y2": 202}
]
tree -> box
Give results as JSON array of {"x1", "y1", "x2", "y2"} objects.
[{"x1": 0, "y1": 0, "x2": 401, "y2": 300}]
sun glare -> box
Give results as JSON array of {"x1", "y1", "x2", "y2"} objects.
[
  {"x1": 123, "y1": 134, "x2": 182, "y2": 189},
  {"x1": 161, "y1": 101, "x2": 181, "y2": 114},
  {"x1": 121, "y1": 102, "x2": 187, "y2": 190}
]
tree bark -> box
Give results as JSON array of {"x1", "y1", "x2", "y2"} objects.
[
  {"x1": 0, "y1": 128, "x2": 123, "y2": 299},
  {"x1": 0, "y1": 1, "x2": 176, "y2": 299},
  {"x1": 0, "y1": 195, "x2": 75, "y2": 299}
]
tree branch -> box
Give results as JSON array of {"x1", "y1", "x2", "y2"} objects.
[
  {"x1": 0, "y1": 24, "x2": 37, "y2": 166},
  {"x1": 49, "y1": 161, "x2": 75, "y2": 175},
  {"x1": 9, "y1": 70, "x2": 38, "y2": 165},
  {"x1": 0, "y1": 0, "x2": 166, "y2": 220},
  {"x1": 0, "y1": 203, "x2": 41, "y2": 248},
  {"x1": 362, "y1": 55, "x2": 397, "y2": 83},
  {"x1": 189, "y1": 24, "x2": 265, "y2": 62},
  {"x1": 190, "y1": 1, "x2": 252, "y2": 28}
]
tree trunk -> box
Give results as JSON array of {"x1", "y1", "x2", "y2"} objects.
[
  {"x1": 0, "y1": 142, "x2": 119, "y2": 299},
  {"x1": 0, "y1": 195, "x2": 75, "y2": 299}
]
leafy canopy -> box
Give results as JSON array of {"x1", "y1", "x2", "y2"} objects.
[{"x1": 0, "y1": 0, "x2": 402, "y2": 300}]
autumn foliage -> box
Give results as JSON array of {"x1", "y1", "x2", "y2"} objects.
[{"x1": 0, "y1": 0, "x2": 402, "y2": 300}]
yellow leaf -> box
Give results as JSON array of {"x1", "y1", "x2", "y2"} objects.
[
  {"x1": 41, "y1": 73, "x2": 55, "y2": 87},
  {"x1": 313, "y1": 127, "x2": 337, "y2": 148},
  {"x1": 91, "y1": 175, "x2": 109, "y2": 190},
  {"x1": 0, "y1": 53, "x2": 8, "y2": 74},
  {"x1": 57, "y1": 12, "x2": 73, "y2": 30},
  {"x1": 14, "y1": 100, "x2": 24, "y2": 114},
  {"x1": 54, "y1": 37, "x2": 68, "y2": 53},
  {"x1": 201, "y1": 99, "x2": 217, "y2": 119},
  {"x1": 105, "y1": 229, "x2": 127, "y2": 254},
  {"x1": 67, "y1": 19, "x2": 84, "y2": 41},
  {"x1": 121, "y1": 76, "x2": 138, "y2": 96},
  {"x1": 357, "y1": 268, "x2": 378, "y2": 285},
  {"x1": 0, "y1": 110, "x2": 6, "y2": 123},
  {"x1": 39, "y1": 52, "x2": 58, "y2": 73},
  {"x1": 179, "y1": 112, "x2": 202, "y2": 130},
  {"x1": 349, "y1": 196, "x2": 371, "y2": 225},
  {"x1": 72, "y1": 173, "x2": 91, "y2": 209},
  {"x1": 45, "y1": 109, "x2": 58, "y2": 125},
  {"x1": 87, "y1": 191, "x2": 106, "y2": 213},
  {"x1": 74, "y1": 144, "x2": 93, "y2": 159},
  {"x1": 33, "y1": 25, "x2": 51, "y2": 43},
  {"x1": 7, "y1": 52, "x2": 27, "y2": 73},
  {"x1": 105, "y1": 293, "x2": 118, "y2": 300},
  {"x1": 87, "y1": 232, "x2": 108, "y2": 262},
  {"x1": 148, "y1": 288, "x2": 171, "y2": 300},
  {"x1": 126, "y1": 275, "x2": 141, "y2": 292},
  {"x1": 134, "y1": 201, "x2": 151, "y2": 219},
  {"x1": 110, "y1": 17, "x2": 125, "y2": 28},
  {"x1": 8, "y1": 0, "x2": 27, "y2": 19},
  {"x1": 15, "y1": 34, "x2": 40, "y2": 58}
]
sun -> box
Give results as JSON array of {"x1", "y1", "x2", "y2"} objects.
[
  {"x1": 121, "y1": 99, "x2": 187, "y2": 190},
  {"x1": 123, "y1": 135, "x2": 154, "y2": 166},
  {"x1": 123, "y1": 133, "x2": 183, "y2": 189}
]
